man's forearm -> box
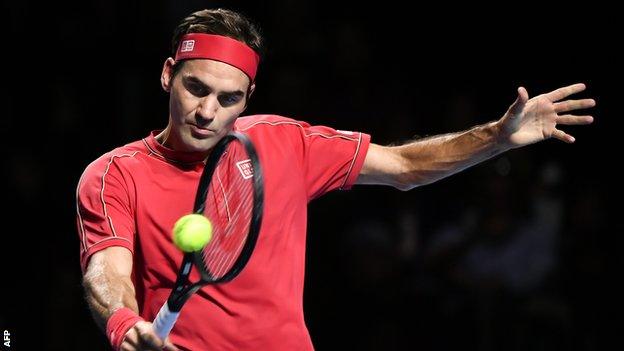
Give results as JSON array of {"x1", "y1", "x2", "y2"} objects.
[
  {"x1": 83, "y1": 257, "x2": 139, "y2": 331},
  {"x1": 396, "y1": 121, "x2": 508, "y2": 188}
]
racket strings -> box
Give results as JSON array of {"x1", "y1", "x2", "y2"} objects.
[
  {"x1": 201, "y1": 143, "x2": 255, "y2": 278},
  {"x1": 205, "y1": 183, "x2": 253, "y2": 277},
  {"x1": 204, "y1": 184, "x2": 253, "y2": 277}
]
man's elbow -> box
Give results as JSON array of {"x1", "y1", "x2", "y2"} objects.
[
  {"x1": 393, "y1": 174, "x2": 428, "y2": 191},
  {"x1": 394, "y1": 165, "x2": 448, "y2": 190},
  {"x1": 394, "y1": 183, "x2": 416, "y2": 191}
]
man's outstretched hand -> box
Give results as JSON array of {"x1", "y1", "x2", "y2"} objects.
[{"x1": 498, "y1": 83, "x2": 595, "y2": 148}]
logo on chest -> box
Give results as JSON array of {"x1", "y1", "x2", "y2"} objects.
[{"x1": 236, "y1": 159, "x2": 254, "y2": 179}]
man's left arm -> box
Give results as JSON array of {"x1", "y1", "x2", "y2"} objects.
[{"x1": 356, "y1": 83, "x2": 595, "y2": 190}]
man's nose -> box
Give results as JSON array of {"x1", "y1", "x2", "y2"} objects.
[{"x1": 197, "y1": 95, "x2": 218, "y2": 121}]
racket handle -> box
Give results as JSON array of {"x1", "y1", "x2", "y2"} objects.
[{"x1": 153, "y1": 302, "x2": 180, "y2": 340}]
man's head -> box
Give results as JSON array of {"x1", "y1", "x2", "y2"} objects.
[
  {"x1": 159, "y1": 9, "x2": 265, "y2": 154},
  {"x1": 170, "y1": 9, "x2": 265, "y2": 81}
]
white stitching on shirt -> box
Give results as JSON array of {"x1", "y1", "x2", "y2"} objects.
[
  {"x1": 239, "y1": 119, "x2": 364, "y2": 191},
  {"x1": 341, "y1": 132, "x2": 363, "y2": 189},
  {"x1": 77, "y1": 152, "x2": 139, "y2": 252},
  {"x1": 238, "y1": 120, "x2": 360, "y2": 141}
]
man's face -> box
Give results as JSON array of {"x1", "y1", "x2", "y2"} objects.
[{"x1": 162, "y1": 58, "x2": 253, "y2": 153}]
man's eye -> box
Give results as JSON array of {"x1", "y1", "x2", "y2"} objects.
[
  {"x1": 219, "y1": 95, "x2": 240, "y2": 106},
  {"x1": 187, "y1": 84, "x2": 207, "y2": 96}
]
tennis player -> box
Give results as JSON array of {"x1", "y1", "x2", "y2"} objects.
[{"x1": 75, "y1": 8, "x2": 595, "y2": 351}]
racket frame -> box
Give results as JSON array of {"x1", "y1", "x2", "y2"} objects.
[{"x1": 153, "y1": 132, "x2": 263, "y2": 339}]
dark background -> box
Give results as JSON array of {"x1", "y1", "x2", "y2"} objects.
[{"x1": 2, "y1": 1, "x2": 621, "y2": 350}]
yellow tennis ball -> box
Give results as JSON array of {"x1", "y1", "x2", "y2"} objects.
[{"x1": 173, "y1": 214, "x2": 213, "y2": 252}]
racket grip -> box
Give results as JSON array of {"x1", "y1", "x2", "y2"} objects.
[{"x1": 153, "y1": 302, "x2": 180, "y2": 340}]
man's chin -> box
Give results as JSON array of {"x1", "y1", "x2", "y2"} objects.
[{"x1": 185, "y1": 138, "x2": 217, "y2": 153}]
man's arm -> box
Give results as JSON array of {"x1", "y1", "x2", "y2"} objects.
[
  {"x1": 357, "y1": 83, "x2": 595, "y2": 190},
  {"x1": 83, "y1": 247, "x2": 178, "y2": 351},
  {"x1": 83, "y1": 247, "x2": 138, "y2": 330},
  {"x1": 357, "y1": 121, "x2": 504, "y2": 190}
]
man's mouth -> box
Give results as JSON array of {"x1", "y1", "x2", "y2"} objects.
[{"x1": 189, "y1": 123, "x2": 216, "y2": 137}]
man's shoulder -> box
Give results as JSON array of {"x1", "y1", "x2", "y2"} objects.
[
  {"x1": 81, "y1": 139, "x2": 149, "y2": 177},
  {"x1": 235, "y1": 114, "x2": 311, "y2": 133}
]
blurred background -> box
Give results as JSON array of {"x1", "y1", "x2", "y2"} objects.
[{"x1": 2, "y1": 1, "x2": 621, "y2": 350}]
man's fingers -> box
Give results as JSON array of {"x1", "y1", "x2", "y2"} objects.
[
  {"x1": 118, "y1": 321, "x2": 178, "y2": 351},
  {"x1": 120, "y1": 328, "x2": 140, "y2": 350},
  {"x1": 544, "y1": 83, "x2": 586, "y2": 101},
  {"x1": 556, "y1": 114, "x2": 594, "y2": 125},
  {"x1": 554, "y1": 99, "x2": 596, "y2": 113},
  {"x1": 137, "y1": 332, "x2": 165, "y2": 350},
  {"x1": 552, "y1": 129, "x2": 575, "y2": 143},
  {"x1": 134, "y1": 322, "x2": 167, "y2": 350},
  {"x1": 164, "y1": 338, "x2": 181, "y2": 351}
]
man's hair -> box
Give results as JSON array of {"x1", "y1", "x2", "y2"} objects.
[{"x1": 171, "y1": 9, "x2": 265, "y2": 78}]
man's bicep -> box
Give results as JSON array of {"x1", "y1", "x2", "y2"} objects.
[{"x1": 356, "y1": 143, "x2": 406, "y2": 188}]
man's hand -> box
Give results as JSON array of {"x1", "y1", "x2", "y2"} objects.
[
  {"x1": 119, "y1": 321, "x2": 179, "y2": 351},
  {"x1": 498, "y1": 83, "x2": 595, "y2": 148}
]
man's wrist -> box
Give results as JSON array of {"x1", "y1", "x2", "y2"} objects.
[
  {"x1": 106, "y1": 307, "x2": 144, "y2": 350},
  {"x1": 488, "y1": 120, "x2": 514, "y2": 152}
]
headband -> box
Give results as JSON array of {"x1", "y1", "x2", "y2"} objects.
[{"x1": 175, "y1": 33, "x2": 260, "y2": 81}]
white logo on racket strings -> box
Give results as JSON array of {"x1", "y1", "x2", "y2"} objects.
[
  {"x1": 180, "y1": 40, "x2": 195, "y2": 52},
  {"x1": 236, "y1": 160, "x2": 254, "y2": 179}
]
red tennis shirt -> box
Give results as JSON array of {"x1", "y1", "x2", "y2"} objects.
[{"x1": 76, "y1": 115, "x2": 371, "y2": 350}]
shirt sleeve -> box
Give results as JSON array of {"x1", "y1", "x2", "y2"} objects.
[
  {"x1": 294, "y1": 122, "x2": 371, "y2": 200},
  {"x1": 76, "y1": 155, "x2": 136, "y2": 272}
]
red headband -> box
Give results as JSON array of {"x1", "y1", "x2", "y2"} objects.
[{"x1": 175, "y1": 33, "x2": 260, "y2": 81}]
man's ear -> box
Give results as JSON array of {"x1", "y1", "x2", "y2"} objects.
[
  {"x1": 243, "y1": 83, "x2": 256, "y2": 111},
  {"x1": 248, "y1": 83, "x2": 256, "y2": 99},
  {"x1": 161, "y1": 58, "x2": 176, "y2": 92}
]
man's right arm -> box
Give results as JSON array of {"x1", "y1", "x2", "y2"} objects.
[
  {"x1": 83, "y1": 247, "x2": 138, "y2": 330},
  {"x1": 83, "y1": 247, "x2": 178, "y2": 351}
]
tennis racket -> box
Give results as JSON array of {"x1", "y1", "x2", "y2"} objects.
[{"x1": 153, "y1": 131, "x2": 264, "y2": 340}]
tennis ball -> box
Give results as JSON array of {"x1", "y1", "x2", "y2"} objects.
[{"x1": 173, "y1": 214, "x2": 213, "y2": 252}]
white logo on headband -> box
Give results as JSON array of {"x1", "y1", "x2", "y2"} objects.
[{"x1": 180, "y1": 40, "x2": 195, "y2": 52}]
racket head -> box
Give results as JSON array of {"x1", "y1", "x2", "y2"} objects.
[{"x1": 192, "y1": 131, "x2": 263, "y2": 283}]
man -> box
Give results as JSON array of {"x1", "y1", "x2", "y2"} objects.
[{"x1": 76, "y1": 8, "x2": 595, "y2": 351}]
